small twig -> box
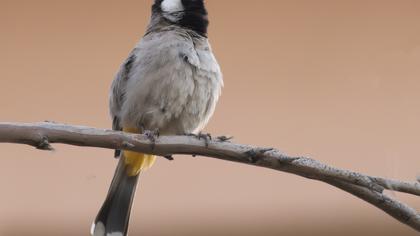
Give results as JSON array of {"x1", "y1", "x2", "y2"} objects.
[
  {"x1": 0, "y1": 122, "x2": 419, "y2": 232},
  {"x1": 373, "y1": 177, "x2": 420, "y2": 196},
  {"x1": 163, "y1": 155, "x2": 174, "y2": 161},
  {"x1": 216, "y1": 135, "x2": 233, "y2": 142}
]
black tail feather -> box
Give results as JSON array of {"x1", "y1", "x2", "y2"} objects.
[{"x1": 92, "y1": 158, "x2": 140, "y2": 236}]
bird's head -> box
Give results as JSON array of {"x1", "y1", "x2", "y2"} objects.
[{"x1": 152, "y1": 0, "x2": 209, "y2": 36}]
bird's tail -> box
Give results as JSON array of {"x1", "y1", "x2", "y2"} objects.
[{"x1": 91, "y1": 151, "x2": 156, "y2": 236}]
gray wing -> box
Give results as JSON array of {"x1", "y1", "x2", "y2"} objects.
[{"x1": 109, "y1": 52, "x2": 137, "y2": 157}]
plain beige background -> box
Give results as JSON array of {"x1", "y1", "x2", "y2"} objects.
[{"x1": 1, "y1": 0, "x2": 420, "y2": 235}]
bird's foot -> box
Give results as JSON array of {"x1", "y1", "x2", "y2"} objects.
[
  {"x1": 143, "y1": 128, "x2": 160, "y2": 150},
  {"x1": 187, "y1": 132, "x2": 212, "y2": 147}
]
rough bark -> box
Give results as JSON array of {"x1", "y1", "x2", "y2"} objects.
[{"x1": 0, "y1": 122, "x2": 419, "y2": 231}]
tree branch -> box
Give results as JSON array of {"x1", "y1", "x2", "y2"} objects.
[{"x1": 0, "y1": 122, "x2": 419, "y2": 232}]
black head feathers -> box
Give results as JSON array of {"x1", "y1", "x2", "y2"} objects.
[{"x1": 152, "y1": 0, "x2": 209, "y2": 36}]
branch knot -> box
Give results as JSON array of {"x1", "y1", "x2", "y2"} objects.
[{"x1": 36, "y1": 136, "x2": 54, "y2": 151}]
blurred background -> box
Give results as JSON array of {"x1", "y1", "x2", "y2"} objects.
[{"x1": 1, "y1": 0, "x2": 420, "y2": 235}]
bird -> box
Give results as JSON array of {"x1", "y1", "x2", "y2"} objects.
[{"x1": 91, "y1": 0, "x2": 223, "y2": 235}]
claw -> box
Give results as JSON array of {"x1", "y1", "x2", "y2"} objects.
[
  {"x1": 143, "y1": 128, "x2": 159, "y2": 150},
  {"x1": 199, "y1": 132, "x2": 212, "y2": 140},
  {"x1": 154, "y1": 128, "x2": 160, "y2": 138},
  {"x1": 186, "y1": 132, "x2": 212, "y2": 147}
]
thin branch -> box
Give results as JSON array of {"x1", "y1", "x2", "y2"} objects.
[{"x1": 0, "y1": 122, "x2": 419, "y2": 232}]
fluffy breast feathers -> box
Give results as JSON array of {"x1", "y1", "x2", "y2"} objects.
[{"x1": 109, "y1": 29, "x2": 223, "y2": 135}]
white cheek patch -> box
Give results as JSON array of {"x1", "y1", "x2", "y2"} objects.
[{"x1": 161, "y1": 0, "x2": 184, "y2": 12}]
